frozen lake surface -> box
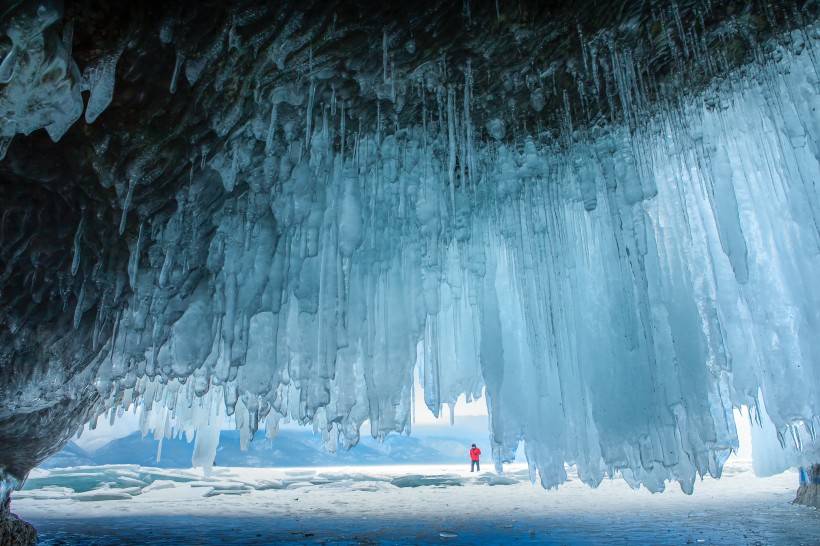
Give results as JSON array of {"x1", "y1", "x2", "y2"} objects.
[{"x1": 13, "y1": 459, "x2": 820, "y2": 545}]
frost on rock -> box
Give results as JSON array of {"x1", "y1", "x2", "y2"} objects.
[
  {"x1": 1, "y1": 0, "x2": 819, "y2": 498},
  {"x1": 0, "y1": 0, "x2": 82, "y2": 158}
]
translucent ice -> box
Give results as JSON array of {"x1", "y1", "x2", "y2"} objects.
[
  {"x1": 102, "y1": 33, "x2": 820, "y2": 490},
  {"x1": 1, "y1": 1, "x2": 819, "y2": 497}
]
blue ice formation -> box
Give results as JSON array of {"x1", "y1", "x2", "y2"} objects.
[{"x1": 0, "y1": 1, "x2": 818, "y2": 495}]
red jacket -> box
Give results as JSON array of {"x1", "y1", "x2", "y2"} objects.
[{"x1": 470, "y1": 447, "x2": 481, "y2": 461}]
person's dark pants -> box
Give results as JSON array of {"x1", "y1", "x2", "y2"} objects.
[{"x1": 471, "y1": 460, "x2": 480, "y2": 472}]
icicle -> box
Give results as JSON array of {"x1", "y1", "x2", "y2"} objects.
[
  {"x1": 130, "y1": 222, "x2": 144, "y2": 290},
  {"x1": 391, "y1": 62, "x2": 396, "y2": 102},
  {"x1": 71, "y1": 215, "x2": 85, "y2": 276},
  {"x1": 447, "y1": 86, "x2": 457, "y2": 226},
  {"x1": 383, "y1": 30, "x2": 389, "y2": 85},
  {"x1": 305, "y1": 81, "x2": 316, "y2": 150},
  {"x1": 73, "y1": 281, "x2": 86, "y2": 329},
  {"x1": 0, "y1": 45, "x2": 19, "y2": 84},
  {"x1": 170, "y1": 51, "x2": 185, "y2": 94},
  {"x1": 340, "y1": 102, "x2": 346, "y2": 159},
  {"x1": 223, "y1": 149, "x2": 238, "y2": 192},
  {"x1": 376, "y1": 101, "x2": 381, "y2": 145},
  {"x1": 62, "y1": 19, "x2": 75, "y2": 55},
  {"x1": 464, "y1": 61, "x2": 474, "y2": 186},
  {"x1": 119, "y1": 179, "x2": 136, "y2": 235},
  {"x1": 265, "y1": 99, "x2": 279, "y2": 155}
]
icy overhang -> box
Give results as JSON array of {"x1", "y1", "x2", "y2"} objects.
[
  {"x1": 1, "y1": 0, "x2": 819, "y2": 495},
  {"x1": 0, "y1": 0, "x2": 807, "y2": 158}
]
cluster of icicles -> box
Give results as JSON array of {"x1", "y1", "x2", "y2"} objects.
[
  {"x1": 78, "y1": 27, "x2": 820, "y2": 492},
  {"x1": 2, "y1": 1, "x2": 818, "y2": 491}
]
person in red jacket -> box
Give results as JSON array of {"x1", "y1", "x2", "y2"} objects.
[{"x1": 470, "y1": 443, "x2": 481, "y2": 472}]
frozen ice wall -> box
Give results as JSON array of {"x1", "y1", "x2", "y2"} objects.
[
  {"x1": 1, "y1": 1, "x2": 819, "y2": 495},
  {"x1": 99, "y1": 32, "x2": 820, "y2": 492}
]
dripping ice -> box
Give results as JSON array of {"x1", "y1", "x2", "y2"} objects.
[
  {"x1": 1, "y1": 8, "x2": 819, "y2": 494},
  {"x1": 117, "y1": 31, "x2": 820, "y2": 491}
]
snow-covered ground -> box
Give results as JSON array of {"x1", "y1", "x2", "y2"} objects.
[{"x1": 12, "y1": 457, "x2": 819, "y2": 545}]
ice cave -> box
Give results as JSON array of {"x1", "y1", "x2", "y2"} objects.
[{"x1": 1, "y1": 0, "x2": 820, "y2": 542}]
